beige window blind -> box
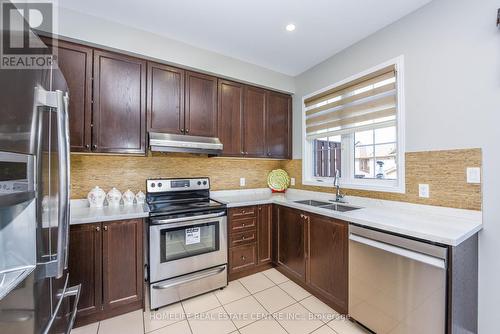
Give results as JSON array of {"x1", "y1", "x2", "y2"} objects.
[{"x1": 305, "y1": 65, "x2": 397, "y2": 138}]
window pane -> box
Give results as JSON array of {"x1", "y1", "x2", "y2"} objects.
[
  {"x1": 354, "y1": 146, "x2": 374, "y2": 178},
  {"x1": 313, "y1": 136, "x2": 342, "y2": 178},
  {"x1": 354, "y1": 129, "x2": 373, "y2": 146},
  {"x1": 375, "y1": 126, "x2": 396, "y2": 143},
  {"x1": 374, "y1": 144, "x2": 397, "y2": 179}
]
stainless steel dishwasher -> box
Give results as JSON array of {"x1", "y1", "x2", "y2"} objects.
[{"x1": 348, "y1": 225, "x2": 447, "y2": 334}]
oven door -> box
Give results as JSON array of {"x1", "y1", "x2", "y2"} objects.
[{"x1": 149, "y1": 211, "x2": 227, "y2": 283}]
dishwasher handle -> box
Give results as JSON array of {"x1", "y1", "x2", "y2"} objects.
[{"x1": 349, "y1": 233, "x2": 447, "y2": 269}]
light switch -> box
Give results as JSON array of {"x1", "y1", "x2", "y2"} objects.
[
  {"x1": 419, "y1": 184, "x2": 430, "y2": 198},
  {"x1": 290, "y1": 177, "x2": 296, "y2": 186},
  {"x1": 240, "y1": 177, "x2": 246, "y2": 187},
  {"x1": 467, "y1": 167, "x2": 481, "y2": 184}
]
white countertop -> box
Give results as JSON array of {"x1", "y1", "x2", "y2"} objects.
[
  {"x1": 70, "y1": 199, "x2": 150, "y2": 225},
  {"x1": 211, "y1": 188, "x2": 483, "y2": 246}
]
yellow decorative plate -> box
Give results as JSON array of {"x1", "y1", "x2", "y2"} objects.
[{"x1": 267, "y1": 169, "x2": 290, "y2": 192}]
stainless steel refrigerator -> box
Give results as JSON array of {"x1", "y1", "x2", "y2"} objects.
[{"x1": 0, "y1": 3, "x2": 80, "y2": 333}]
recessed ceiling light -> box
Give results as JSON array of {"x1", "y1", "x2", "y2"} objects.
[{"x1": 286, "y1": 24, "x2": 296, "y2": 32}]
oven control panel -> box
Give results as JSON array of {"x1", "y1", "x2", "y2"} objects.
[{"x1": 147, "y1": 177, "x2": 210, "y2": 193}]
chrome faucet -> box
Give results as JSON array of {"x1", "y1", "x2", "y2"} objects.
[{"x1": 333, "y1": 169, "x2": 345, "y2": 202}]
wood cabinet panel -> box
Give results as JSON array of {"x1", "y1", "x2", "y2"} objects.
[
  {"x1": 266, "y1": 92, "x2": 292, "y2": 159},
  {"x1": 69, "y1": 223, "x2": 101, "y2": 318},
  {"x1": 257, "y1": 204, "x2": 272, "y2": 264},
  {"x1": 229, "y1": 244, "x2": 257, "y2": 272},
  {"x1": 147, "y1": 62, "x2": 185, "y2": 134},
  {"x1": 43, "y1": 39, "x2": 92, "y2": 152},
  {"x1": 218, "y1": 79, "x2": 243, "y2": 156},
  {"x1": 185, "y1": 71, "x2": 217, "y2": 137},
  {"x1": 277, "y1": 206, "x2": 307, "y2": 282},
  {"x1": 307, "y1": 213, "x2": 348, "y2": 313},
  {"x1": 230, "y1": 230, "x2": 257, "y2": 248},
  {"x1": 102, "y1": 219, "x2": 143, "y2": 311},
  {"x1": 229, "y1": 206, "x2": 257, "y2": 219},
  {"x1": 93, "y1": 50, "x2": 146, "y2": 154},
  {"x1": 243, "y1": 86, "x2": 266, "y2": 157}
]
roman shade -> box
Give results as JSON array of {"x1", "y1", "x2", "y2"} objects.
[{"x1": 305, "y1": 65, "x2": 397, "y2": 138}]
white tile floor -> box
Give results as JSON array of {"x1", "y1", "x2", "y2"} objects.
[{"x1": 71, "y1": 269, "x2": 368, "y2": 334}]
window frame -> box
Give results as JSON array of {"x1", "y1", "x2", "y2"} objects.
[{"x1": 301, "y1": 56, "x2": 406, "y2": 194}]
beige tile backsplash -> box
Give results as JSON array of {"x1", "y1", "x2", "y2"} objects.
[
  {"x1": 71, "y1": 148, "x2": 482, "y2": 210},
  {"x1": 281, "y1": 148, "x2": 482, "y2": 211}
]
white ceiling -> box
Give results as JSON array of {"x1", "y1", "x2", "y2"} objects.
[{"x1": 58, "y1": 0, "x2": 432, "y2": 76}]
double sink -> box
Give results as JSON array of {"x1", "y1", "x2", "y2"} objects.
[{"x1": 293, "y1": 199, "x2": 360, "y2": 212}]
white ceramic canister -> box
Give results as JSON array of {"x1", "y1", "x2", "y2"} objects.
[
  {"x1": 106, "y1": 187, "x2": 122, "y2": 207},
  {"x1": 122, "y1": 189, "x2": 135, "y2": 206},
  {"x1": 135, "y1": 191, "x2": 145, "y2": 204},
  {"x1": 87, "y1": 186, "x2": 106, "y2": 208}
]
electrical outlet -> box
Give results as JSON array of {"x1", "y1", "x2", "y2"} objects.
[
  {"x1": 467, "y1": 167, "x2": 481, "y2": 184},
  {"x1": 239, "y1": 177, "x2": 246, "y2": 187},
  {"x1": 419, "y1": 184, "x2": 430, "y2": 198},
  {"x1": 290, "y1": 177, "x2": 296, "y2": 186}
]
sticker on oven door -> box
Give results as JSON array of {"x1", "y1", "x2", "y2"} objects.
[{"x1": 185, "y1": 227, "x2": 201, "y2": 245}]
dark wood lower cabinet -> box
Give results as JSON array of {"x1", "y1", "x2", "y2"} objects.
[
  {"x1": 257, "y1": 204, "x2": 272, "y2": 264},
  {"x1": 307, "y1": 213, "x2": 348, "y2": 314},
  {"x1": 228, "y1": 205, "x2": 273, "y2": 280},
  {"x1": 102, "y1": 220, "x2": 144, "y2": 312},
  {"x1": 68, "y1": 223, "x2": 101, "y2": 318},
  {"x1": 69, "y1": 219, "x2": 144, "y2": 327},
  {"x1": 276, "y1": 205, "x2": 307, "y2": 282},
  {"x1": 228, "y1": 204, "x2": 348, "y2": 314}
]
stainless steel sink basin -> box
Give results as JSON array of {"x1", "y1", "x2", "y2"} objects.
[
  {"x1": 320, "y1": 204, "x2": 360, "y2": 212},
  {"x1": 294, "y1": 199, "x2": 361, "y2": 212},
  {"x1": 294, "y1": 200, "x2": 331, "y2": 207}
]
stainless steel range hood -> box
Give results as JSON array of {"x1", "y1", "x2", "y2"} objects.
[{"x1": 149, "y1": 132, "x2": 223, "y2": 155}]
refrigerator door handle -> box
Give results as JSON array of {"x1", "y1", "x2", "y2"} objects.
[
  {"x1": 36, "y1": 89, "x2": 71, "y2": 279},
  {"x1": 63, "y1": 284, "x2": 81, "y2": 334}
]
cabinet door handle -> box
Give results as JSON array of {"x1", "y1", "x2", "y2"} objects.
[
  {"x1": 185, "y1": 129, "x2": 190, "y2": 134},
  {"x1": 104, "y1": 225, "x2": 108, "y2": 231},
  {"x1": 85, "y1": 144, "x2": 90, "y2": 150},
  {"x1": 96, "y1": 226, "x2": 100, "y2": 232},
  {"x1": 240, "y1": 256, "x2": 246, "y2": 261},
  {"x1": 92, "y1": 144, "x2": 97, "y2": 150}
]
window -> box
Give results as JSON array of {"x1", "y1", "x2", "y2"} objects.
[{"x1": 302, "y1": 57, "x2": 405, "y2": 193}]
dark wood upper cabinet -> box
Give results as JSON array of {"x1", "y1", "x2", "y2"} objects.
[
  {"x1": 93, "y1": 50, "x2": 146, "y2": 154},
  {"x1": 147, "y1": 62, "x2": 185, "y2": 135},
  {"x1": 257, "y1": 204, "x2": 272, "y2": 264},
  {"x1": 43, "y1": 39, "x2": 93, "y2": 152},
  {"x1": 102, "y1": 219, "x2": 143, "y2": 312},
  {"x1": 68, "y1": 223, "x2": 102, "y2": 320},
  {"x1": 218, "y1": 79, "x2": 244, "y2": 156},
  {"x1": 243, "y1": 86, "x2": 267, "y2": 157},
  {"x1": 266, "y1": 92, "x2": 292, "y2": 159},
  {"x1": 307, "y1": 213, "x2": 348, "y2": 314},
  {"x1": 185, "y1": 71, "x2": 218, "y2": 137},
  {"x1": 277, "y1": 206, "x2": 307, "y2": 282}
]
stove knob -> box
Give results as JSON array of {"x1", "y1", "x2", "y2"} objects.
[
  {"x1": 203, "y1": 181, "x2": 207, "y2": 185},
  {"x1": 151, "y1": 183, "x2": 155, "y2": 188},
  {"x1": 197, "y1": 181, "x2": 202, "y2": 186},
  {"x1": 158, "y1": 182, "x2": 162, "y2": 188}
]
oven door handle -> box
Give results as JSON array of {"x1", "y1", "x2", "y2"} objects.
[
  {"x1": 152, "y1": 265, "x2": 226, "y2": 290},
  {"x1": 151, "y1": 211, "x2": 226, "y2": 225}
]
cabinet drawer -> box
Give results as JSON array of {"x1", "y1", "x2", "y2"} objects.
[
  {"x1": 229, "y1": 206, "x2": 257, "y2": 219},
  {"x1": 229, "y1": 245, "x2": 257, "y2": 272},
  {"x1": 230, "y1": 217, "x2": 256, "y2": 233},
  {"x1": 230, "y1": 230, "x2": 256, "y2": 248}
]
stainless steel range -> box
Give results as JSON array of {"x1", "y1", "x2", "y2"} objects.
[{"x1": 146, "y1": 178, "x2": 227, "y2": 310}]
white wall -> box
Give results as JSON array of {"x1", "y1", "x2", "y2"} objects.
[
  {"x1": 293, "y1": 0, "x2": 500, "y2": 332},
  {"x1": 52, "y1": 7, "x2": 295, "y2": 93}
]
